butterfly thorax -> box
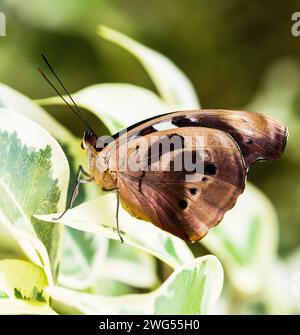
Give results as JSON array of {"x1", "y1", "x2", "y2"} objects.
[{"x1": 87, "y1": 148, "x2": 117, "y2": 191}]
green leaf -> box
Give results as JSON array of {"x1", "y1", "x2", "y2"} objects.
[
  {"x1": 0, "y1": 259, "x2": 56, "y2": 315},
  {"x1": 0, "y1": 85, "x2": 103, "y2": 289},
  {"x1": 0, "y1": 108, "x2": 70, "y2": 283},
  {"x1": 0, "y1": 259, "x2": 48, "y2": 301},
  {"x1": 98, "y1": 26, "x2": 200, "y2": 110},
  {"x1": 37, "y1": 83, "x2": 169, "y2": 134},
  {"x1": 0, "y1": 223, "x2": 24, "y2": 261},
  {"x1": 97, "y1": 241, "x2": 158, "y2": 289},
  {"x1": 58, "y1": 229, "x2": 109, "y2": 290},
  {"x1": 201, "y1": 183, "x2": 279, "y2": 294},
  {"x1": 48, "y1": 255, "x2": 223, "y2": 315},
  {"x1": 0, "y1": 84, "x2": 78, "y2": 150},
  {"x1": 0, "y1": 84, "x2": 97, "y2": 200},
  {"x1": 61, "y1": 238, "x2": 158, "y2": 292},
  {"x1": 0, "y1": 300, "x2": 56, "y2": 315},
  {"x1": 36, "y1": 193, "x2": 194, "y2": 269}
]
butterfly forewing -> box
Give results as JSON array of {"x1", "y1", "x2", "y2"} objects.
[
  {"x1": 111, "y1": 127, "x2": 246, "y2": 241},
  {"x1": 105, "y1": 109, "x2": 287, "y2": 169}
]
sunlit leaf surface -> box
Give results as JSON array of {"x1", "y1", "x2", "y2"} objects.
[
  {"x1": 0, "y1": 259, "x2": 56, "y2": 315},
  {"x1": 36, "y1": 193, "x2": 194, "y2": 269},
  {"x1": 49, "y1": 255, "x2": 223, "y2": 315}
]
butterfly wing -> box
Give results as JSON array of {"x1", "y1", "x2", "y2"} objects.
[
  {"x1": 96, "y1": 109, "x2": 287, "y2": 241},
  {"x1": 104, "y1": 109, "x2": 287, "y2": 169},
  {"x1": 112, "y1": 127, "x2": 246, "y2": 242}
]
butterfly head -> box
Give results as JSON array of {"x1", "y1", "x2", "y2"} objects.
[{"x1": 82, "y1": 130, "x2": 98, "y2": 150}]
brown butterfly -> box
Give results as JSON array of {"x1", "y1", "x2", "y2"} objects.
[{"x1": 39, "y1": 56, "x2": 288, "y2": 243}]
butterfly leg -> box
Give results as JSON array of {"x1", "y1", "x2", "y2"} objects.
[
  {"x1": 116, "y1": 189, "x2": 124, "y2": 243},
  {"x1": 54, "y1": 165, "x2": 93, "y2": 220}
]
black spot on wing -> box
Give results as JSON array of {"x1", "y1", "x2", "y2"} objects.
[
  {"x1": 190, "y1": 188, "x2": 197, "y2": 195},
  {"x1": 138, "y1": 126, "x2": 158, "y2": 137},
  {"x1": 178, "y1": 199, "x2": 188, "y2": 209},
  {"x1": 204, "y1": 163, "x2": 217, "y2": 175},
  {"x1": 171, "y1": 116, "x2": 199, "y2": 127}
]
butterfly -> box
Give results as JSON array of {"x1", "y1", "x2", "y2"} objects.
[{"x1": 39, "y1": 56, "x2": 288, "y2": 243}]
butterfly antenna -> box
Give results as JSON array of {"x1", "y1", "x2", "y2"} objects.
[{"x1": 38, "y1": 54, "x2": 97, "y2": 135}]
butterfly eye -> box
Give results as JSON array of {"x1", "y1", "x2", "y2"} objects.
[
  {"x1": 178, "y1": 199, "x2": 188, "y2": 209},
  {"x1": 247, "y1": 139, "x2": 253, "y2": 145},
  {"x1": 135, "y1": 144, "x2": 140, "y2": 150}
]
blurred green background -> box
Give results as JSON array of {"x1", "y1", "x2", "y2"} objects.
[{"x1": 0, "y1": 0, "x2": 300, "y2": 313}]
